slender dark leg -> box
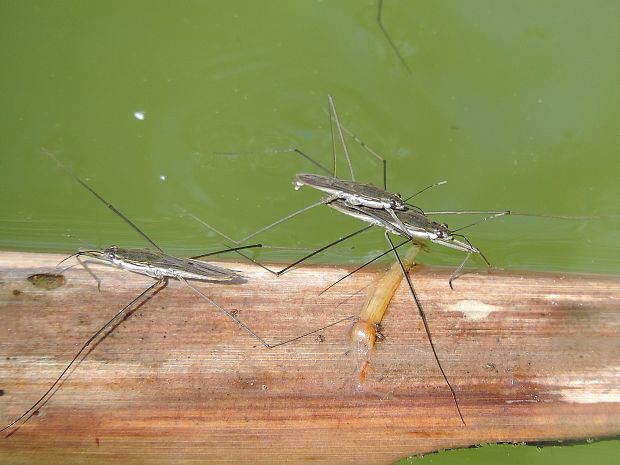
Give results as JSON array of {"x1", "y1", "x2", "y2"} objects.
[
  {"x1": 384, "y1": 232, "x2": 465, "y2": 425},
  {"x1": 2, "y1": 278, "x2": 167, "y2": 435}
]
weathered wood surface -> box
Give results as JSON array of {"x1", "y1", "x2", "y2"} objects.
[{"x1": 0, "y1": 251, "x2": 619, "y2": 465}]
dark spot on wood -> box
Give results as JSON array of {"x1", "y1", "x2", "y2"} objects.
[
  {"x1": 95, "y1": 437, "x2": 100, "y2": 447},
  {"x1": 27, "y1": 273, "x2": 65, "y2": 290},
  {"x1": 0, "y1": 389, "x2": 5, "y2": 396},
  {"x1": 12, "y1": 289, "x2": 21, "y2": 296}
]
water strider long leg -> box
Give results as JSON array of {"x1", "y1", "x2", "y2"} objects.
[
  {"x1": 377, "y1": 0, "x2": 412, "y2": 73},
  {"x1": 225, "y1": 129, "x2": 445, "y2": 217},
  {"x1": 424, "y1": 210, "x2": 591, "y2": 221},
  {"x1": 292, "y1": 148, "x2": 332, "y2": 175},
  {"x1": 437, "y1": 209, "x2": 590, "y2": 287},
  {"x1": 180, "y1": 197, "x2": 337, "y2": 248},
  {"x1": 333, "y1": 112, "x2": 387, "y2": 189},
  {"x1": 319, "y1": 238, "x2": 413, "y2": 296},
  {"x1": 1, "y1": 278, "x2": 168, "y2": 435},
  {"x1": 384, "y1": 232, "x2": 465, "y2": 425},
  {"x1": 189, "y1": 244, "x2": 264, "y2": 260},
  {"x1": 181, "y1": 202, "x2": 377, "y2": 276},
  {"x1": 428, "y1": 211, "x2": 508, "y2": 289},
  {"x1": 426, "y1": 210, "x2": 592, "y2": 222},
  {"x1": 47, "y1": 148, "x2": 266, "y2": 273},
  {"x1": 446, "y1": 234, "x2": 492, "y2": 290},
  {"x1": 74, "y1": 254, "x2": 102, "y2": 290},
  {"x1": 43, "y1": 148, "x2": 164, "y2": 252},
  {"x1": 447, "y1": 251, "x2": 473, "y2": 290},
  {"x1": 216, "y1": 98, "x2": 389, "y2": 188},
  {"x1": 328, "y1": 95, "x2": 355, "y2": 181},
  {"x1": 46, "y1": 149, "x2": 264, "y2": 260},
  {"x1": 402, "y1": 180, "x2": 448, "y2": 209},
  {"x1": 425, "y1": 210, "x2": 511, "y2": 216},
  {"x1": 177, "y1": 276, "x2": 273, "y2": 348},
  {"x1": 229, "y1": 224, "x2": 375, "y2": 276},
  {"x1": 240, "y1": 197, "x2": 338, "y2": 243}
]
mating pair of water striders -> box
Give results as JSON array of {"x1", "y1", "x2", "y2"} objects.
[{"x1": 2, "y1": 96, "x2": 519, "y2": 434}]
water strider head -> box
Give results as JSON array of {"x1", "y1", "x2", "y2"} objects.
[
  {"x1": 428, "y1": 221, "x2": 453, "y2": 241},
  {"x1": 75, "y1": 246, "x2": 120, "y2": 261},
  {"x1": 75, "y1": 246, "x2": 152, "y2": 268}
]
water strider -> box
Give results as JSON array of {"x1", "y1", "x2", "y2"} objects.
[
  {"x1": 327, "y1": 199, "x2": 498, "y2": 288},
  {"x1": 1, "y1": 152, "x2": 345, "y2": 435}
]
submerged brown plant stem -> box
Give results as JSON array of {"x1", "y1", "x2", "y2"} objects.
[
  {"x1": 351, "y1": 243, "x2": 421, "y2": 381},
  {"x1": 2, "y1": 251, "x2": 620, "y2": 464}
]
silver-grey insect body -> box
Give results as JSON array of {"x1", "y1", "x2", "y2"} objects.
[
  {"x1": 294, "y1": 173, "x2": 406, "y2": 210},
  {"x1": 327, "y1": 200, "x2": 480, "y2": 255},
  {"x1": 84, "y1": 247, "x2": 242, "y2": 282}
]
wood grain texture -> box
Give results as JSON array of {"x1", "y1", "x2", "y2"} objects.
[{"x1": 0, "y1": 251, "x2": 619, "y2": 464}]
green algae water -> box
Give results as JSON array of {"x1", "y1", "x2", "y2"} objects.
[
  {"x1": 397, "y1": 441, "x2": 618, "y2": 465},
  {"x1": 1, "y1": 1, "x2": 618, "y2": 463}
]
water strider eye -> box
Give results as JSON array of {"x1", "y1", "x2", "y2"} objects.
[
  {"x1": 107, "y1": 246, "x2": 119, "y2": 259},
  {"x1": 435, "y1": 228, "x2": 451, "y2": 239}
]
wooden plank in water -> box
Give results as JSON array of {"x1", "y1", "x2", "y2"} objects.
[{"x1": 0, "y1": 251, "x2": 619, "y2": 464}]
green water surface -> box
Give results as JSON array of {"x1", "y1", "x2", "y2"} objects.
[{"x1": 1, "y1": 1, "x2": 618, "y2": 463}]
